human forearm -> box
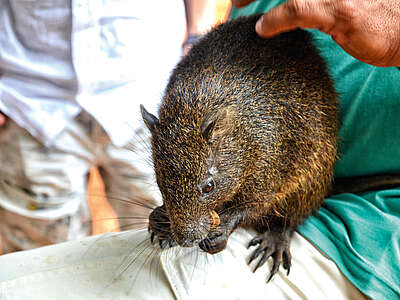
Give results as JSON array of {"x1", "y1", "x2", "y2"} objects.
[{"x1": 184, "y1": 0, "x2": 217, "y2": 36}]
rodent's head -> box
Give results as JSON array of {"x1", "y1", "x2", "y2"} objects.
[{"x1": 141, "y1": 104, "x2": 244, "y2": 247}]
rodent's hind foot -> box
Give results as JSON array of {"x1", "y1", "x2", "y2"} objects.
[{"x1": 247, "y1": 229, "x2": 293, "y2": 282}]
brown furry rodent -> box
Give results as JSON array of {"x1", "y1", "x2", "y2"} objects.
[{"x1": 141, "y1": 14, "x2": 339, "y2": 281}]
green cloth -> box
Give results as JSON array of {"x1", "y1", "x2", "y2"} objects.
[{"x1": 231, "y1": 3, "x2": 400, "y2": 299}]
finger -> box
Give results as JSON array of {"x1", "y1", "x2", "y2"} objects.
[
  {"x1": 0, "y1": 113, "x2": 5, "y2": 127},
  {"x1": 231, "y1": 0, "x2": 256, "y2": 8},
  {"x1": 255, "y1": 0, "x2": 335, "y2": 38}
]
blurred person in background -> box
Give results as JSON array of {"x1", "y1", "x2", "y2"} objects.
[{"x1": 0, "y1": 0, "x2": 217, "y2": 253}]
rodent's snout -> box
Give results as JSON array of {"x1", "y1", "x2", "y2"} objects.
[{"x1": 172, "y1": 212, "x2": 217, "y2": 247}]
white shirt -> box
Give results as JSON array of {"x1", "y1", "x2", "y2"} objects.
[
  {"x1": 0, "y1": 229, "x2": 366, "y2": 299},
  {"x1": 0, "y1": 0, "x2": 186, "y2": 147}
]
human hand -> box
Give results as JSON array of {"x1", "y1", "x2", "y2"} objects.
[{"x1": 232, "y1": 0, "x2": 400, "y2": 67}]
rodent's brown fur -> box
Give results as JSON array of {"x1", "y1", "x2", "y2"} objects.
[{"x1": 141, "y1": 14, "x2": 338, "y2": 279}]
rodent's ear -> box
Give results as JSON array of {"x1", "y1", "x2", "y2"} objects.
[
  {"x1": 140, "y1": 104, "x2": 159, "y2": 134},
  {"x1": 201, "y1": 110, "x2": 230, "y2": 141},
  {"x1": 200, "y1": 115, "x2": 216, "y2": 141}
]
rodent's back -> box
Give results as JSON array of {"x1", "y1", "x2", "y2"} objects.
[
  {"x1": 160, "y1": 14, "x2": 338, "y2": 197},
  {"x1": 161, "y1": 14, "x2": 337, "y2": 138}
]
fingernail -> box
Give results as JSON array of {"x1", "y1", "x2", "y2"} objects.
[{"x1": 256, "y1": 15, "x2": 264, "y2": 33}]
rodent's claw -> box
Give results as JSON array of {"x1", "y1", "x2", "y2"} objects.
[
  {"x1": 248, "y1": 236, "x2": 263, "y2": 248},
  {"x1": 266, "y1": 249, "x2": 291, "y2": 282},
  {"x1": 248, "y1": 243, "x2": 273, "y2": 272},
  {"x1": 283, "y1": 251, "x2": 292, "y2": 276},
  {"x1": 159, "y1": 239, "x2": 166, "y2": 249},
  {"x1": 247, "y1": 230, "x2": 292, "y2": 282}
]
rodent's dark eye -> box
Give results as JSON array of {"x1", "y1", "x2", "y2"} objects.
[{"x1": 201, "y1": 179, "x2": 215, "y2": 195}]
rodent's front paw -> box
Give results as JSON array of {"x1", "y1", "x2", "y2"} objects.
[
  {"x1": 199, "y1": 227, "x2": 229, "y2": 254},
  {"x1": 148, "y1": 205, "x2": 176, "y2": 249},
  {"x1": 247, "y1": 229, "x2": 293, "y2": 282}
]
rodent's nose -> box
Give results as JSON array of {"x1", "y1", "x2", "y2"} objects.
[{"x1": 172, "y1": 216, "x2": 211, "y2": 247}]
